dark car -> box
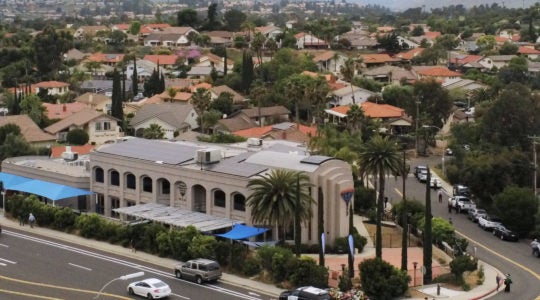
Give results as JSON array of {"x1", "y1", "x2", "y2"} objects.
[
  {"x1": 279, "y1": 286, "x2": 331, "y2": 300},
  {"x1": 493, "y1": 225, "x2": 519, "y2": 242}
]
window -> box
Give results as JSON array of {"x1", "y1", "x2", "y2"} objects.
[
  {"x1": 126, "y1": 174, "x2": 136, "y2": 189},
  {"x1": 110, "y1": 170, "x2": 120, "y2": 186},
  {"x1": 111, "y1": 197, "x2": 120, "y2": 218},
  {"x1": 161, "y1": 180, "x2": 170, "y2": 195},
  {"x1": 142, "y1": 176, "x2": 152, "y2": 193},
  {"x1": 95, "y1": 122, "x2": 102, "y2": 131},
  {"x1": 103, "y1": 121, "x2": 111, "y2": 130},
  {"x1": 95, "y1": 168, "x2": 104, "y2": 183},
  {"x1": 233, "y1": 194, "x2": 245, "y2": 211},
  {"x1": 213, "y1": 190, "x2": 225, "y2": 207},
  {"x1": 96, "y1": 194, "x2": 105, "y2": 214}
]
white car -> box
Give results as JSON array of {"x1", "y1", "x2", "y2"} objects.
[
  {"x1": 430, "y1": 177, "x2": 442, "y2": 189},
  {"x1": 478, "y1": 215, "x2": 502, "y2": 231},
  {"x1": 127, "y1": 278, "x2": 171, "y2": 299}
]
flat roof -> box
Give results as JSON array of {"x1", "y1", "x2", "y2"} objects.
[{"x1": 113, "y1": 203, "x2": 242, "y2": 232}]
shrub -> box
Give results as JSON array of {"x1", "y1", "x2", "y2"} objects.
[
  {"x1": 213, "y1": 240, "x2": 232, "y2": 267},
  {"x1": 53, "y1": 207, "x2": 77, "y2": 231},
  {"x1": 450, "y1": 255, "x2": 477, "y2": 281},
  {"x1": 359, "y1": 258, "x2": 410, "y2": 300},
  {"x1": 188, "y1": 234, "x2": 218, "y2": 259},
  {"x1": 338, "y1": 268, "x2": 353, "y2": 291},
  {"x1": 242, "y1": 256, "x2": 262, "y2": 276},
  {"x1": 66, "y1": 128, "x2": 89, "y2": 145},
  {"x1": 334, "y1": 237, "x2": 349, "y2": 254},
  {"x1": 289, "y1": 256, "x2": 328, "y2": 288},
  {"x1": 75, "y1": 213, "x2": 104, "y2": 238},
  {"x1": 354, "y1": 185, "x2": 376, "y2": 214},
  {"x1": 230, "y1": 242, "x2": 249, "y2": 272},
  {"x1": 271, "y1": 249, "x2": 295, "y2": 282}
]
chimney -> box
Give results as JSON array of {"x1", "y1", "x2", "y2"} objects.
[
  {"x1": 282, "y1": 131, "x2": 287, "y2": 140},
  {"x1": 63, "y1": 104, "x2": 67, "y2": 112}
]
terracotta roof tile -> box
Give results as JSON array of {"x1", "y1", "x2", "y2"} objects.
[
  {"x1": 0, "y1": 115, "x2": 55, "y2": 143},
  {"x1": 50, "y1": 144, "x2": 95, "y2": 158},
  {"x1": 518, "y1": 46, "x2": 540, "y2": 54},
  {"x1": 143, "y1": 54, "x2": 179, "y2": 66},
  {"x1": 417, "y1": 66, "x2": 462, "y2": 77},
  {"x1": 361, "y1": 54, "x2": 400, "y2": 64},
  {"x1": 43, "y1": 102, "x2": 87, "y2": 120},
  {"x1": 35, "y1": 81, "x2": 69, "y2": 88},
  {"x1": 330, "y1": 102, "x2": 404, "y2": 118}
]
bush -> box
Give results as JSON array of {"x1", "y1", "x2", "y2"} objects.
[
  {"x1": 53, "y1": 207, "x2": 77, "y2": 231},
  {"x1": 354, "y1": 185, "x2": 376, "y2": 214},
  {"x1": 66, "y1": 128, "x2": 89, "y2": 145},
  {"x1": 75, "y1": 213, "x2": 104, "y2": 238},
  {"x1": 334, "y1": 237, "x2": 349, "y2": 254},
  {"x1": 419, "y1": 217, "x2": 454, "y2": 246},
  {"x1": 289, "y1": 256, "x2": 328, "y2": 288},
  {"x1": 359, "y1": 258, "x2": 410, "y2": 300},
  {"x1": 271, "y1": 249, "x2": 296, "y2": 282},
  {"x1": 450, "y1": 255, "x2": 477, "y2": 281},
  {"x1": 242, "y1": 256, "x2": 262, "y2": 276},
  {"x1": 213, "y1": 240, "x2": 232, "y2": 267}
]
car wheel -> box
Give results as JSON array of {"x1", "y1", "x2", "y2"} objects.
[
  {"x1": 128, "y1": 288, "x2": 134, "y2": 295},
  {"x1": 500, "y1": 235, "x2": 504, "y2": 240},
  {"x1": 175, "y1": 270, "x2": 182, "y2": 279},
  {"x1": 492, "y1": 230, "x2": 496, "y2": 236},
  {"x1": 147, "y1": 293, "x2": 154, "y2": 300},
  {"x1": 533, "y1": 249, "x2": 540, "y2": 257},
  {"x1": 196, "y1": 276, "x2": 203, "y2": 285}
]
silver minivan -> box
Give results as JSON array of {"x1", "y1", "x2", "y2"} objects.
[{"x1": 174, "y1": 258, "x2": 222, "y2": 284}]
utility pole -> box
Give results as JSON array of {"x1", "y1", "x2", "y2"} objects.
[
  {"x1": 423, "y1": 166, "x2": 432, "y2": 285},
  {"x1": 529, "y1": 136, "x2": 539, "y2": 196},
  {"x1": 415, "y1": 96, "x2": 421, "y2": 157}
]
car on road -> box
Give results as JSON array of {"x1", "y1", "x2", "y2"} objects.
[
  {"x1": 414, "y1": 165, "x2": 428, "y2": 179},
  {"x1": 430, "y1": 177, "x2": 442, "y2": 189},
  {"x1": 279, "y1": 286, "x2": 331, "y2": 300},
  {"x1": 449, "y1": 196, "x2": 475, "y2": 213},
  {"x1": 492, "y1": 225, "x2": 519, "y2": 242},
  {"x1": 532, "y1": 239, "x2": 540, "y2": 257},
  {"x1": 418, "y1": 170, "x2": 428, "y2": 183},
  {"x1": 453, "y1": 184, "x2": 471, "y2": 197},
  {"x1": 478, "y1": 215, "x2": 502, "y2": 231},
  {"x1": 467, "y1": 208, "x2": 487, "y2": 223},
  {"x1": 174, "y1": 258, "x2": 222, "y2": 284},
  {"x1": 127, "y1": 278, "x2": 171, "y2": 299}
]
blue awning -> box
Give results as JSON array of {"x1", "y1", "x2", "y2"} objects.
[
  {"x1": 0, "y1": 172, "x2": 94, "y2": 201},
  {"x1": 0, "y1": 172, "x2": 33, "y2": 189},
  {"x1": 215, "y1": 224, "x2": 269, "y2": 240}
]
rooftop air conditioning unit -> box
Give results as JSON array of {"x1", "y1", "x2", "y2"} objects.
[
  {"x1": 247, "y1": 137, "x2": 263, "y2": 146},
  {"x1": 196, "y1": 149, "x2": 221, "y2": 164},
  {"x1": 62, "y1": 151, "x2": 78, "y2": 161}
]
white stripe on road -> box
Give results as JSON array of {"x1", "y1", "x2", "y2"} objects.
[
  {"x1": 170, "y1": 292, "x2": 190, "y2": 299},
  {"x1": 0, "y1": 257, "x2": 16, "y2": 264},
  {"x1": 0, "y1": 243, "x2": 8, "y2": 247},
  {"x1": 68, "y1": 263, "x2": 92, "y2": 271},
  {"x1": 0, "y1": 262, "x2": 6, "y2": 266}
]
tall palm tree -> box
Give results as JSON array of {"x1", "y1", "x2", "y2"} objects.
[
  {"x1": 247, "y1": 169, "x2": 314, "y2": 257},
  {"x1": 190, "y1": 88, "x2": 212, "y2": 133},
  {"x1": 357, "y1": 135, "x2": 402, "y2": 258}
]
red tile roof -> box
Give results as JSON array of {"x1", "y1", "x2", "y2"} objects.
[
  {"x1": 114, "y1": 24, "x2": 130, "y2": 30},
  {"x1": 417, "y1": 66, "x2": 462, "y2": 77},
  {"x1": 43, "y1": 102, "x2": 87, "y2": 120},
  {"x1": 35, "y1": 81, "x2": 69, "y2": 88},
  {"x1": 330, "y1": 102, "x2": 404, "y2": 118},
  {"x1": 361, "y1": 54, "x2": 400, "y2": 64},
  {"x1": 451, "y1": 55, "x2": 483, "y2": 65},
  {"x1": 86, "y1": 52, "x2": 125, "y2": 63},
  {"x1": 234, "y1": 126, "x2": 272, "y2": 138},
  {"x1": 50, "y1": 144, "x2": 95, "y2": 158},
  {"x1": 397, "y1": 48, "x2": 424, "y2": 60},
  {"x1": 424, "y1": 31, "x2": 441, "y2": 39},
  {"x1": 518, "y1": 46, "x2": 540, "y2": 54},
  {"x1": 143, "y1": 54, "x2": 179, "y2": 66},
  {"x1": 190, "y1": 82, "x2": 212, "y2": 92}
]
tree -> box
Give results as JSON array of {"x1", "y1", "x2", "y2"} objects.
[
  {"x1": 251, "y1": 32, "x2": 266, "y2": 68},
  {"x1": 246, "y1": 169, "x2": 314, "y2": 254},
  {"x1": 129, "y1": 21, "x2": 141, "y2": 35},
  {"x1": 66, "y1": 128, "x2": 89, "y2": 145},
  {"x1": 493, "y1": 186, "x2": 537, "y2": 236},
  {"x1": 357, "y1": 135, "x2": 402, "y2": 258},
  {"x1": 166, "y1": 87, "x2": 177, "y2": 102},
  {"x1": 340, "y1": 58, "x2": 359, "y2": 104},
  {"x1": 376, "y1": 32, "x2": 402, "y2": 54},
  {"x1": 210, "y1": 92, "x2": 234, "y2": 116},
  {"x1": 201, "y1": 109, "x2": 222, "y2": 132},
  {"x1": 177, "y1": 9, "x2": 198, "y2": 27},
  {"x1": 413, "y1": 79, "x2": 453, "y2": 130},
  {"x1": 223, "y1": 9, "x2": 246, "y2": 31},
  {"x1": 110, "y1": 69, "x2": 123, "y2": 123},
  {"x1": 411, "y1": 25, "x2": 425, "y2": 36},
  {"x1": 499, "y1": 41, "x2": 518, "y2": 55},
  {"x1": 0, "y1": 133, "x2": 34, "y2": 161},
  {"x1": 241, "y1": 50, "x2": 254, "y2": 94},
  {"x1": 190, "y1": 88, "x2": 212, "y2": 133},
  {"x1": 205, "y1": 3, "x2": 219, "y2": 31},
  {"x1": 32, "y1": 26, "x2": 72, "y2": 77},
  {"x1": 19, "y1": 94, "x2": 46, "y2": 127},
  {"x1": 359, "y1": 258, "x2": 410, "y2": 300},
  {"x1": 143, "y1": 123, "x2": 165, "y2": 139}
]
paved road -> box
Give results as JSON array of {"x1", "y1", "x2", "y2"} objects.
[
  {"x1": 383, "y1": 155, "x2": 540, "y2": 300},
  {"x1": 0, "y1": 228, "x2": 273, "y2": 300}
]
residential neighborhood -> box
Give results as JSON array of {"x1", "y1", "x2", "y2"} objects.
[{"x1": 0, "y1": 0, "x2": 539, "y2": 299}]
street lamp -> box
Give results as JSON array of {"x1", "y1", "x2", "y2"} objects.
[
  {"x1": 94, "y1": 271, "x2": 144, "y2": 299},
  {"x1": 413, "y1": 261, "x2": 418, "y2": 286}
]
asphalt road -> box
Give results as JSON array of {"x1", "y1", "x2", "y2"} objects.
[
  {"x1": 0, "y1": 228, "x2": 274, "y2": 300},
  {"x1": 383, "y1": 155, "x2": 540, "y2": 300}
]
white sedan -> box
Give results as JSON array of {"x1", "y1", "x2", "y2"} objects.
[
  {"x1": 430, "y1": 177, "x2": 442, "y2": 189},
  {"x1": 127, "y1": 278, "x2": 171, "y2": 299}
]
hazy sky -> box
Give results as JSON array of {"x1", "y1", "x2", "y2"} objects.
[{"x1": 359, "y1": 0, "x2": 539, "y2": 11}]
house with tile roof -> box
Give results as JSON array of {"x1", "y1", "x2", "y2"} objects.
[
  {"x1": 396, "y1": 36, "x2": 420, "y2": 49},
  {"x1": 255, "y1": 25, "x2": 282, "y2": 40},
  {"x1": 50, "y1": 144, "x2": 95, "y2": 159},
  {"x1": 233, "y1": 122, "x2": 316, "y2": 144},
  {"x1": 518, "y1": 46, "x2": 540, "y2": 60},
  {"x1": 143, "y1": 54, "x2": 179, "y2": 68},
  {"x1": 339, "y1": 30, "x2": 377, "y2": 50},
  {"x1": 295, "y1": 32, "x2": 329, "y2": 49},
  {"x1": 210, "y1": 85, "x2": 246, "y2": 106},
  {"x1": 63, "y1": 48, "x2": 88, "y2": 61},
  {"x1": 73, "y1": 25, "x2": 109, "y2": 40},
  {"x1": 35, "y1": 81, "x2": 70, "y2": 96},
  {"x1": 360, "y1": 53, "x2": 401, "y2": 68},
  {"x1": 215, "y1": 106, "x2": 291, "y2": 133},
  {"x1": 325, "y1": 102, "x2": 412, "y2": 134},
  {"x1": 449, "y1": 54, "x2": 493, "y2": 72},
  {"x1": 362, "y1": 65, "x2": 411, "y2": 83},
  {"x1": 195, "y1": 52, "x2": 234, "y2": 75},
  {"x1": 45, "y1": 109, "x2": 121, "y2": 145},
  {"x1": 85, "y1": 53, "x2": 125, "y2": 67},
  {"x1": 0, "y1": 115, "x2": 56, "y2": 146},
  {"x1": 414, "y1": 66, "x2": 462, "y2": 82},
  {"x1": 74, "y1": 93, "x2": 111, "y2": 112},
  {"x1": 43, "y1": 102, "x2": 87, "y2": 120},
  {"x1": 396, "y1": 47, "x2": 424, "y2": 62},
  {"x1": 143, "y1": 33, "x2": 190, "y2": 47},
  {"x1": 312, "y1": 50, "x2": 347, "y2": 73},
  {"x1": 328, "y1": 84, "x2": 377, "y2": 107},
  {"x1": 129, "y1": 103, "x2": 198, "y2": 139}
]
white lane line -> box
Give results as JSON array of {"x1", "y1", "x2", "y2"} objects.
[
  {"x1": 0, "y1": 243, "x2": 8, "y2": 247},
  {"x1": 68, "y1": 263, "x2": 92, "y2": 271},
  {"x1": 170, "y1": 293, "x2": 190, "y2": 299},
  {"x1": 0, "y1": 262, "x2": 6, "y2": 266},
  {"x1": 248, "y1": 292, "x2": 260, "y2": 296},
  {"x1": 0, "y1": 258, "x2": 16, "y2": 264}
]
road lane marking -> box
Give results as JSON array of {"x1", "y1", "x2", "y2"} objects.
[
  {"x1": 68, "y1": 263, "x2": 92, "y2": 271},
  {"x1": 0, "y1": 289, "x2": 62, "y2": 299},
  {"x1": 0, "y1": 257, "x2": 16, "y2": 264},
  {"x1": 0, "y1": 262, "x2": 6, "y2": 266},
  {"x1": 456, "y1": 230, "x2": 540, "y2": 280},
  {"x1": 170, "y1": 292, "x2": 190, "y2": 299},
  {"x1": 0, "y1": 243, "x2": 8, "y2": 247},
  {"x1": 0, "y1": 275, "x2": 133, "y2": 299}
]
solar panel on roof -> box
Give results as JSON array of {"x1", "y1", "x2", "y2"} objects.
[
  {"x1": 300, "y1": 155, "x2": 334, "y2": 165},
  {"x1": 97, "y1": 138, "x2": 200, "y2": 165}
]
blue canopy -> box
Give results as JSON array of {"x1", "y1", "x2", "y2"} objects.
[
  {"x1": 215, "y1": 224, "x2": 269, "y2": 240},
  {"x1": 8, "y1": 178, "x2": 94, "y2": 201},
  {"x1": 0, "y1": 172, "x2": 33, "y2": 189}
]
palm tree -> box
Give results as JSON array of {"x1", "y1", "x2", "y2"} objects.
[
  {"x1": 190, "y1": 88, "x2": 212, "y2": 133},
  {"x1": 166, "y1": 87, "x2": 177, "y2": 102},
  {"x1": 143, "y1": 123, "x2": 165, "y2": 139},
  {"x1": 340, "y1": 57, "x2": 362, "y2": 104},
  {"x1": 357, "y1": 135, "x2": 402, "y2": 258},
  {"x1": 247, "y1": 169, "x2": 314, "y2": 257}
]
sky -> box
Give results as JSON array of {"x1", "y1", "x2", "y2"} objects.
[{"x1": 358, "y1": 0, "x2": 539, "y2": 11}]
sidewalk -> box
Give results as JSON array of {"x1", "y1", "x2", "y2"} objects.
[{"x1": 0, "y1": 208, "x2": 502, "y2": 300}]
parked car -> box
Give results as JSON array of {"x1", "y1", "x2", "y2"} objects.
[
  {"x1": 430, "y1": 177, "x2": 442, "y2": 189},
  {"x1": 414, "y1": 165, "x2": 428, "y2": 179},
  {"x1": 449, "y1": 196, "x2": 475, "y2": 213},
  {"x1": 531, "y1": 239, "x2": 540, "y2": 257},
  {"x1": 127, "y1": 278, "x2": 171, "y2": 299},
  {"x1": 418, "y1": 170, "x2": 428, "y2": 183},
  {"x1": 279, "y1": 286, "x2": 331, "y2": 300},
  {"x1": 174, "y1": 258, "x2": 222, "y2": 284},
  {"x1": 478, "y1": 215, "x2": 502, "y2": 231},
  {"x1": 453, "y1": 184, "x2": 471, "y2": 197},
  {"x1": 467, "y1": 208, "x2": 487, "y2": 223},
  {"x1": 445, "y1": 148, "x2": 453, "y2": 156},
  {"x1": 492, "y1": 225, "x2": 519, "y2": 241}
]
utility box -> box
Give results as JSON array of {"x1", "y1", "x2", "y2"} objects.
[{"x1": 196, "y1": 149, "x2": 221, "y2": 164}]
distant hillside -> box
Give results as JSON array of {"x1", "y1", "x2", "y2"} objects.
[{"x1": 358, "y1": 0, "x2": 538, "y2": 11}]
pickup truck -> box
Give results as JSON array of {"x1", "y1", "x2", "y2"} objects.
[
  {"x1": 448, "y1": 196, "x2": 475, "y2": 213},
  {"x1": 532, "y1": 239, "x2": 540, "y2": 257}
]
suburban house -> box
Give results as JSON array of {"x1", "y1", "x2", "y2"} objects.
[
  {"x1": 449, "y1": 54, "x2": 494, "y2": 72},
  {"x1": 89, "y1": 137, "x2": 353, "y2": 245},
  {"x1": 50, "y1": 144, "x2": 95, "y2": 159},
  {"x1": 313, "y1": 50, "x2": 347, "y2": 73},
  {"x1": 143, "y1": 54, "x2": 179, "y2": 70},
  {"x1": 80, "y1": 79, "x2": 132, "y2": 97},
  {"x1": 413, "y1": 66, "x2": 462, "y2": 82},
  {"x1": 339, "y1": 30, "x2": 377, "y2": 50},
  {"x1": 325, "y1": 102, "x2": 412, "y2": 134},
  {"x1": 233, "y1": 122, "x2": 316, "y2": 144},
  {"x1": 360, "y1": 53, "x2": 401, "y2": 68},
  {"x1": 85, "y1": 53, "x2": 125, "y2": 67},
  {"x1": 442, "y1": 78, "x2": 488, "y2": 94},
  {"x1": 143, "y1": 26, "x2": 198, "y2": 47},
  {"x1": 73, "y1": 25, "x2": 109, "y2": 40},
  {"x1": 486, "y1": 55, "x2": 516, "y2": 69},
  {"x1": 295, "y1": 32, "x2": 329, "y2": 49},
  {"x1": 125, "y1": 59, "x2": 158, "y2": 81},
  {"x1": 43, "y1": 102, "x2": 87, "y2": 121},
  {"x1": 74, "y1": 93, "x2": 112, "y2": 112},
  {"x1": 216, "y1": 106, "x2": 291, "y2": 133},
  {"x1": 396, "y1": 47, "x2": 424, "y2": 63},
  {"x1": 129, "y1": 103, "x2": 198, "y2": 139},
  {"x1": 518, "y1": 46, "x2": 540, "y2": 60},
  {"x1": 255, "y1": 25, "x2": 283, "y2": 40},
  {"x1": 328, "y1": 85, "x2": 377, "y2": 107},
  {"x1": 0, "y1": 115, "x2": 56, "y2": 147},
  {"x1": 396, "y1": 36, "x2": 420, "y2": 49},
  {"x1": 195, "y1": 52, "x2": 234, "y2": 75},
  {"x1": 35, "y1": 81, "x2": 70, "y2": 96},
  {"x1": 210, "y1": 85, "x2": 246, "y2": 107},
  {"x1": 44, "y1": 109, "x2": 122, "y2": 145},
  {"x1": 63, "y1": 48, "x2": 88, "y2": 61}
]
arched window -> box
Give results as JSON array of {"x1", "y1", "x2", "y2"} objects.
[
  {"x1": 142, "y1": 176, "x2": 152, "y2": 193},
  {"x1": 213, "y1": 190, "x2": 225, "y2": 207},
  {"x1": 126, "y1": 173, "x2": 136, "y2": 189},
  {"x1": 95, "y1": 168, "x2": 104, "y2": 183},
  {"x1": 233, "y1": 194, "x2": 246, "y2": 211},
  {"x1": 110, "y1": 170, "x2": 120, "y2": 186}
]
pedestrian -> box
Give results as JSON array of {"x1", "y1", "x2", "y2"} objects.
[
  {"x1": 130, "y1": 239, "x2": 136, "y2": 253},
  {"x1": 18, "y1": 214, "x2": 24, "y2": 226},
  {"x1": 28, "y1": 213, "x2": 35, "y2": 228},
  {"x1": 496, "y1": 274, "x2": 501, "y2": 291},
  {"x1": 448, "y1": 201, "x2": 453, "y2": 213},
  {"x1": 438, "y1": 190, "x2": 443, "y2": 203},
  {"x1": 504, "y1": 273, "x2": 512, "y2": 292},
  {"x1": 384, "y1": 197, "x2": 388, "y2": 209}
]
